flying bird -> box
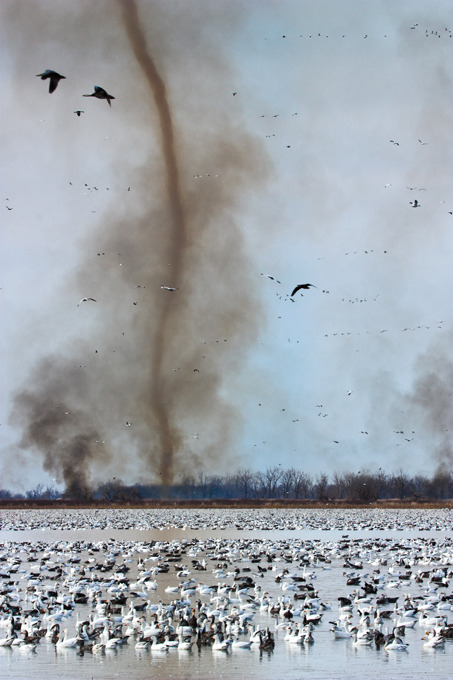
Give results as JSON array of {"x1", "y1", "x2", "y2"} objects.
[
  {"x1": 77, "y1": 297, "x2": 97, "y2": 306},
  {"x1": 36, "y1": 69, "x2": 66, "y2": 93},
  {"x1": 161, "y1": 286, "x2": 177, "y2": 291},
  {"x1": 410, "y1": 199, "x2": 420, "y2": 207},
  {"x1": 83, "y1": 86, "x2": 115, "y2": 106},
  {"x1": 261, "y1": 274, "x2": 281, "y2": 283},
  {"x1": 290, "y1": 283, "x2": 317, "y2": 297},
  {"x1": 74, "y1": 110, "x2": 84, "y2": 116}
]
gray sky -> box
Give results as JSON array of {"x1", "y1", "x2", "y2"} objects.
[{"x1": 1, "y1": 0, "x2": 452, "y2": 492}]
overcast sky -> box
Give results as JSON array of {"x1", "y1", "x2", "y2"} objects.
[{"x1": 1, "y1": 0, "x2": 452, "y2": 492}]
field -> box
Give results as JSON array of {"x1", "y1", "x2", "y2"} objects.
[{"x1": 1, "y1": 498, "x2": 451, "y2": 510}]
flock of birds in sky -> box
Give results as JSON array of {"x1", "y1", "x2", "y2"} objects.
[
  {"x1": 3, "y1": 16, "x2": 451, "y2": 481},
  {"x1": 36, "y1": 69, "x2": 115, "y2": 106},
  {"x1": 269, "y1": 23, "x2": 452, "y2": 40}
]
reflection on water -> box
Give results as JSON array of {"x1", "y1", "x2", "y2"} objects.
[
  {"x1": 1, "y1": 526, "x2": 452, "y2": 544},
  {"x1": 0, "y1": 511, "x2": 452, "y2": 680}
]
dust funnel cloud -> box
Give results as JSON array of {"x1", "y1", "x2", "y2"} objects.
[
  {"x1": 7, "y1": 0, "x2": 271, "y2": 492},
  {"x1": 119, "y1": 0, "x2": 187, "y2": 486}
]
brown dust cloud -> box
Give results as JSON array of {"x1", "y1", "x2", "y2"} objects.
[{"x1": 7, "y1": 0, "x2": 271, "y2": 493}]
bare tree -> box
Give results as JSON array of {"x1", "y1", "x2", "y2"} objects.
[
  {"x1": 26, "y1": 483, "x2": 45, "y2": 500},
  {"x1": 315, "y1": 473, "x2": 329, "y2": 500},
  {"x1": 235, "y1": 467, "x2": 255, "y2": 498},
  {"x1": 293, "y1": 471, "x2": 312, "y2": 499},
  {"x1": 332, "y1": 471, "x2": 347, "y2": 498},
  {"x1": 391, "y1": 469, "x2": 411, "y2": 500},
  {"x1": 100, "y1": 480, "x2": 126, "y2": 502},
  {"x1": 280, "y1": 468, "x2": 296, "y2": 498},
  {"x1": 262, "y1": 466, "x2": 283, "y2": 498}
]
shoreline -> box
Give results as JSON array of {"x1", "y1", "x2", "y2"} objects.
[{"x1": 1, "y1": 498, "x2": 451, "y2": 510}]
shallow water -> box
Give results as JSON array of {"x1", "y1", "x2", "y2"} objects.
[{"x1": 0, "y1": 509, "x2": 452, "y2": 680}]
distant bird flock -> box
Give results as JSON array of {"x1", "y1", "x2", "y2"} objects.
[{"x1": 0, "y1": 508, "x2": 451, "y2": 666}]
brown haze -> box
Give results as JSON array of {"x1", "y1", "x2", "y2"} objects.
[
  {"x1": 404, "y1": 335, "x2": 453, "y2": 473},
  {"x1": 7, "y1": 0, "x2": 271, "y2": 492}
]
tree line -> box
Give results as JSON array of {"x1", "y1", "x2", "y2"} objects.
[{"x1": 0, "y1": 466, "x2": 452, "y2": 502}]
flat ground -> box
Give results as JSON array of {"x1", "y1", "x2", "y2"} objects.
[{"x1": 0, "y1": 498, "x2": 451, "y2": 510}]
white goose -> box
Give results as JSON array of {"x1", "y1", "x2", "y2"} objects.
[
  {"x1": 135, "y1": 635, "x2": 151, "y2": 650},
  {"x1": 350, "y1": 627, "x2": 373, "y2": 646},
  {"x1": 422, "y1": 630, "x2": 445, "y2": 648},
  {"x1": 150, "y1": 636, "x2": 169, "y2": 652},
  {"x1": 384, "y1": 636, "x2": 408, "y2": 651},
  {"x1": 56, "y1": 628, "x2": 80, "y2": 648},
  {"x1": 0, "y1": 636, "x2": 14, "y2": 647},
  {"x1": 330, "y1": 620, "x2": 352, "y2": 639},
  {"x1": 177, "y1": 634, "x2": 193, "y2": 651},
  {"x1": 230, "y1": 635, "x2": 252, "y2": 649},
  {"x1": 212, "y1": 633, "x2": 232, "y2": 651}
]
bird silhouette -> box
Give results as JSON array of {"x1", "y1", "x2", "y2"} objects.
[
  {"x1": 261, "y1": 274, "x2": 281, "y2": 283},
  {"x1": 83, "y1": 86, "x2": 115, "y2": 106},
  {"x1": 74, "y1": 110, "x2": 84, "y2": 116},
  {"x1": 77, "y1": 297, "x2": 97, "y2": 306},
  {"x1": 36, "y1": 70, "x2": 66, "y2": 94},
  {"x1": 290, "y1": 283, "x2": 317, "y2": 297}
]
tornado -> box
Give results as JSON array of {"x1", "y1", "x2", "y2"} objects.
[{"x1": 119, "y1": 0, "x2": 187, "y2": 486}]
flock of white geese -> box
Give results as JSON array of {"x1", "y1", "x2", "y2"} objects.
[{"x1": 0, "y1": 509, "x2": 452, "y2": 666}]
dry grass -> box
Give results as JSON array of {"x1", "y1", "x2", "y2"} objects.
[{"x1": 0, "y1": 498, "x2": 451, "y2": 510}]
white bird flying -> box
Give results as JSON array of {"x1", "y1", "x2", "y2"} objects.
[{"x1": 77, "y1": 297, "x2": 97, "y2": 306}]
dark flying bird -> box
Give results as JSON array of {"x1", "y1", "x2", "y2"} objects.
[
  {"x1": 290, "y1": 283, "x2": 317, "y2": 297},
  {"x1": 410, "y1": 199, "x2": 420, "y2": 207},
  {"x1": 36, "y1": 69, "x2": 66, "y2": 94},
  {"x1": 74, "y1": 110, "x2": 84, "y2": 116},
  {"x1": 83, "y1": 86, "x2": 115, "y2": 106},
  {"x1": 261, "y1": 274, "x2": 281, "y2": 283}
]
